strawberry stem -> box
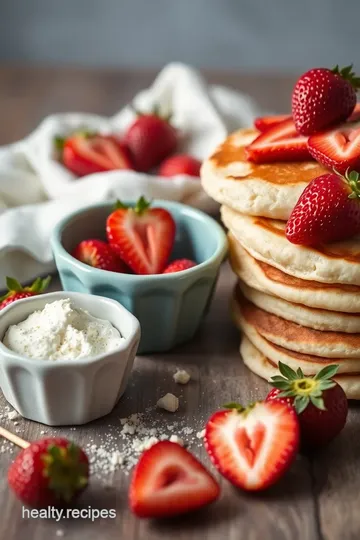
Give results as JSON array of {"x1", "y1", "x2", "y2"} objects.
[
  {"x1": 344, "y1": 169, "x2": 360, "y2": 199},
  {"x1": 113, "y1": 196, "x2": 151, "y2": 215},
  {"x1": 0, "y1": 275, "x2": 51, "y2": 302}
]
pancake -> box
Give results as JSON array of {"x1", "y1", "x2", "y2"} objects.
[
  {"x1": 228, "y1": 234, "x2": 360, "y2": 313},
  {"x1": 234, "y1": 288, "x2": 360, "y2": 358},
  {"x1": 222, "y1": 205, "x2": 360, "y2": 286},
  {"x1": 238, "y1": 280, "x2": 360, "y2": 333},
  {"x1": 240, "y1": 336, "x2": 360, "y2": 400},
  {"x1": 201, "y1": 128, "x2": 327, "y2": 220},
  {"x1": 232, "y1": 294, "x2": 360, "y2": 374}
]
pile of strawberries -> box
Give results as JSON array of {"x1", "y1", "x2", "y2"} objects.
[
  {"x1": 72, "y1": 197, "x2": 197, "y2": 275},
  {"x1": 6, "y1": 361, "x2": 348, "y2": 516},
  {"x1": 247, "y1": 65, "x2": 360, "y2": 247},
  {"x1": 55, "y1": 108, "x2": 201, "y2": 179}
]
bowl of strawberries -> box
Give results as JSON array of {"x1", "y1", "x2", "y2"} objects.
[{"x1": 51, "y1": 197, "x2": 228, "y2": 353}]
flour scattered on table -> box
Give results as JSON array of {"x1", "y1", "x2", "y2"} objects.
[
  {"x1": 156, "y1": 393, "x2": 179, "y2": 412},
  {"x1": 84, "y1": 408, "x2": 205, "y2": 480},
  {"x1": 7, "y1": 410, "x2": 20, "y2": 421},
  {"x1": 173, "y1": 369, "x2": 191, "y2": 384}
]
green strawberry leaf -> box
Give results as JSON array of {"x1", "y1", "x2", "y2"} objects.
[
  {"x1": 223, "y1": 402, "x2": 244, "y2": 411},
  {"x1": 310, "y1": 395, "x2": 326, "y2": 411},
  {"x1": 278, "y1": 361, "x2": 298, "y2": 380},
  {"x1": 294, "y1": 395, "x2": 310, "y2": 414},
  {"x1": 271, "y1": 381, "x2": 292, "y2": 390},
  {"x1": 5, "y1": 277, "x2": 23, "y2": 292},
  {"x1": 135, "y1": 196, "x2": 151, "y2": 214},
  {"x1": 314, "y1": 365, "x2": 339, "y2": 381}
]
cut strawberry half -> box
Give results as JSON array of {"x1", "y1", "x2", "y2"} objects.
[
  {"x1": 245, "y1": 118, "x2": 312, "y2": 163},
  {"x1": 61, "y1": 133, "x2": 134, "y2": 177},
  {"x1": 254, "y1": 114, "x2": 291, "y2": 133},
  {"x1": 106, "y1": 197, "x2": 176, "y2": 275},
  {"x1": 308, "y1": 123, "x2": 360, "y2": 174},
  {"x1": 129, "y1": 441, "x2": 220, "y2": 518},
  {"x1": 205, "y1": 401, "x2": 299, "y2": 491}
]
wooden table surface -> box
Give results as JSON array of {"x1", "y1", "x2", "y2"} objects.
[{"x1": 0, "y1": 65, "x2": 358, "y2": 540}]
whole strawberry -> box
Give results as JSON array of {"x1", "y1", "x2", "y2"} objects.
[
  {"x1": 8, "y1": 437, "x2": 89, "y2": 508},
  {"x1": 72, "y1": 239, "x2": 128, "y2": 273},
  {"x1": 292, "y1": 65, "x2": 360, "y2": 135},
  {"x1": 124, "y1": 108, "x2": 177, "y2": 172},
  {"x1": 0, "y1": 276, "x2": 51, "y2": 310},
  {"x1": 159, "y1": 154, "x2": 201, "y2": 178},
  {"x1": 266, "y1": 362, "x2": 348, "y2": 450},
  {"x1": 286, "y1": 170, "x2": 360, "y2": 246}
]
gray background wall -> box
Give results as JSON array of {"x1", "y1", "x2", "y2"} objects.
[{"x1": 0, "y1": 0, "x2": 359, "y2": 71}]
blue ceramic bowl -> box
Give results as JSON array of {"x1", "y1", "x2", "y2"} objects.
[{"x1": 51, "y1": 200, "x2": 228, "y2": 353}]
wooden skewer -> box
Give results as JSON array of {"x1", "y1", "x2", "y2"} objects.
[{"x1": 0, "y1": 426, "x2": 30, "y2": 449}]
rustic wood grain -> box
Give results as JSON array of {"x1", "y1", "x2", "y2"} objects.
[{"x1": 0, "y1": 64, "x2": 351, "y2": 540}]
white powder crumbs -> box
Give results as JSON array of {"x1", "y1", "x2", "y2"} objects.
[
  {"x1": 173, "y1": 369, "x2": 191, "y2": 385},
  {"x1": 81, "y1": 408, "x2": 205, "y2": 480},
  {"x1": 169, "y1": 435, "x2": 184, "y2": 446},
  {"x1": 196, "y1": 429, "x2": 206, "y2": 439},
  {"x1": 157, "y1": 393, "x2": 179, "y2": 413},
  {"x1": 7, "y1": 410, "x2": 20, "y2": 421},
  {"x1": 56, "y1": 530, "x2": 64, "y2": 537}
]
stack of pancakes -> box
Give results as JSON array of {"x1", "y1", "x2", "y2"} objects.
[{"x1": 201, "y1": 128, "x2": 360, "y2": 399}]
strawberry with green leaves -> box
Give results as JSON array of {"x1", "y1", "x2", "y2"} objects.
[
  {"x1": 8, "y1": 437, "x2": 89, "y2": 508},
  {"x1": 0, "y1": 276, "x2": 51, "y2": 311},
  {"x1": 266, "y1": 362, "x2": 348, "y2": 449}
]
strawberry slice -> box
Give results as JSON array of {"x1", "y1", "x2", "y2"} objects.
[
  {"x1": 308, "y1": 123, "x2": 360, "y2": 174},
  {"x1": 254, "y1": 114, "x2": 291, "y2": 133},
  {"x1": 204, "y1": 401, "x2": 299, "y2": 491},
  {"x1": 106, "y1": 197, "x2": 176, "y2": 275},
  {"x1": 245, "y1": 118, "x2": 312, "y2": 163},
  {"x1": 129, "y1": 441, "x2": 220, "y2": 518},
  {"x1": 58, "y1": 132, "x2": 134, "y2": 177}
]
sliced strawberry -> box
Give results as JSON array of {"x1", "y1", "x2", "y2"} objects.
[
  {"x1": 254, "y1": 114, "x2": 291, "y2": 133},
  {"x1": 308, "y1": 123, "x2": 360, "y2": 174},
  {"x1": 72, "y1": 239, "x2": 128, "y2": 272},
  {"x1": 129, "y1": 441, "x2": 220, "y2": 518},
  {"x1": 60, "y1": 133, "x2": 134, "y2": 177},
  {"x1": 245, "y1": 118, "x2": 311, "y2": 163},
  {"x1": 205, "y1": 401, "x2": 299, "y2": 491},
  {"x1": 106, "y1": 197, "x2": 176, "y2": 275}
]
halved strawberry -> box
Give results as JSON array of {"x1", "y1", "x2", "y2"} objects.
[
  {"x1": 204, "y1": 401, "x2": 299, "y2": 491},
  {"x1": 129, "y1": 441, "x2": 220, "y2": 518},
  {"x1": 245, "y1": 118, "x2": 311, "y2": 163},
  {"x1": 57, "y1": 132, "x2": 134, "y2": 177},
  {"x1": 106, "y1": 197, "x2": 176, "y2": 275},
  {"x1": 72, "y1": 239, "x2": 128, "y2": 272},
  {"x1": 254, "y1": 114, "x2": 291, "y2": 133},
  {"x1": 308, "y1": 122, "x2": 360, "y2": 174}
]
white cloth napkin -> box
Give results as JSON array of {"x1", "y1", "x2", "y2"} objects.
[{"x1": 0, "y1": 63, "x2": 261, "y2": 286}]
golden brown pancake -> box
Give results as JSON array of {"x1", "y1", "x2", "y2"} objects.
[{"x1": 201, "y1": 128, "x2": 327, "y2": 220}]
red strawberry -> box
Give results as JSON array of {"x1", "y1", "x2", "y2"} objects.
[
  {"x1": 8, "y1": 437, "x2": 89, "y2": 508},
  {"x1": 159, "y1": 154, "x2": 201, "y2": 178},
  {"x1": 286, "y1": 170, "x2": 360, "y2": 245},
  {"x1": 245, "y1": 118, "x2": 311, "y2": 163},
  {"x1": 56, "y1": 132, "x2": 134, "y2": 177},
  {"x1": 204, "y1": 401, "x2": 299, "y2": 492},
  {"x1": 0, "y1": 276, "x2": 51, "y2": 311},
  {"x1": 254, "y1": 114, "x2": 291, "y2": 133},
  {"x1": 348, "y1": 102, "x2": 360, "y2": 123},
  {"x1": 266, "y1": 362, "x2": 348, "y2": 450},
  {"x1": 106, "y1": 197, "x2": 176, "y2": 275},
  {"x1": 292, "y1": 65, "x2": 360, "y2": 135},
  {"x1": 163, "y1": 258, "x2": 197, "y2": 273},
  {"x1": 129, "y1": 441, "x2": 220, "y2": 518},
  {"x1": 307, "y1": 122, "x2": 360, "y2": 174},
  {"x1": 124, "y1": 109, "x2": 177, "y2": 172},
  {"x1": 72, "y1": 239, "x2": 127, "y2": 273}
]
